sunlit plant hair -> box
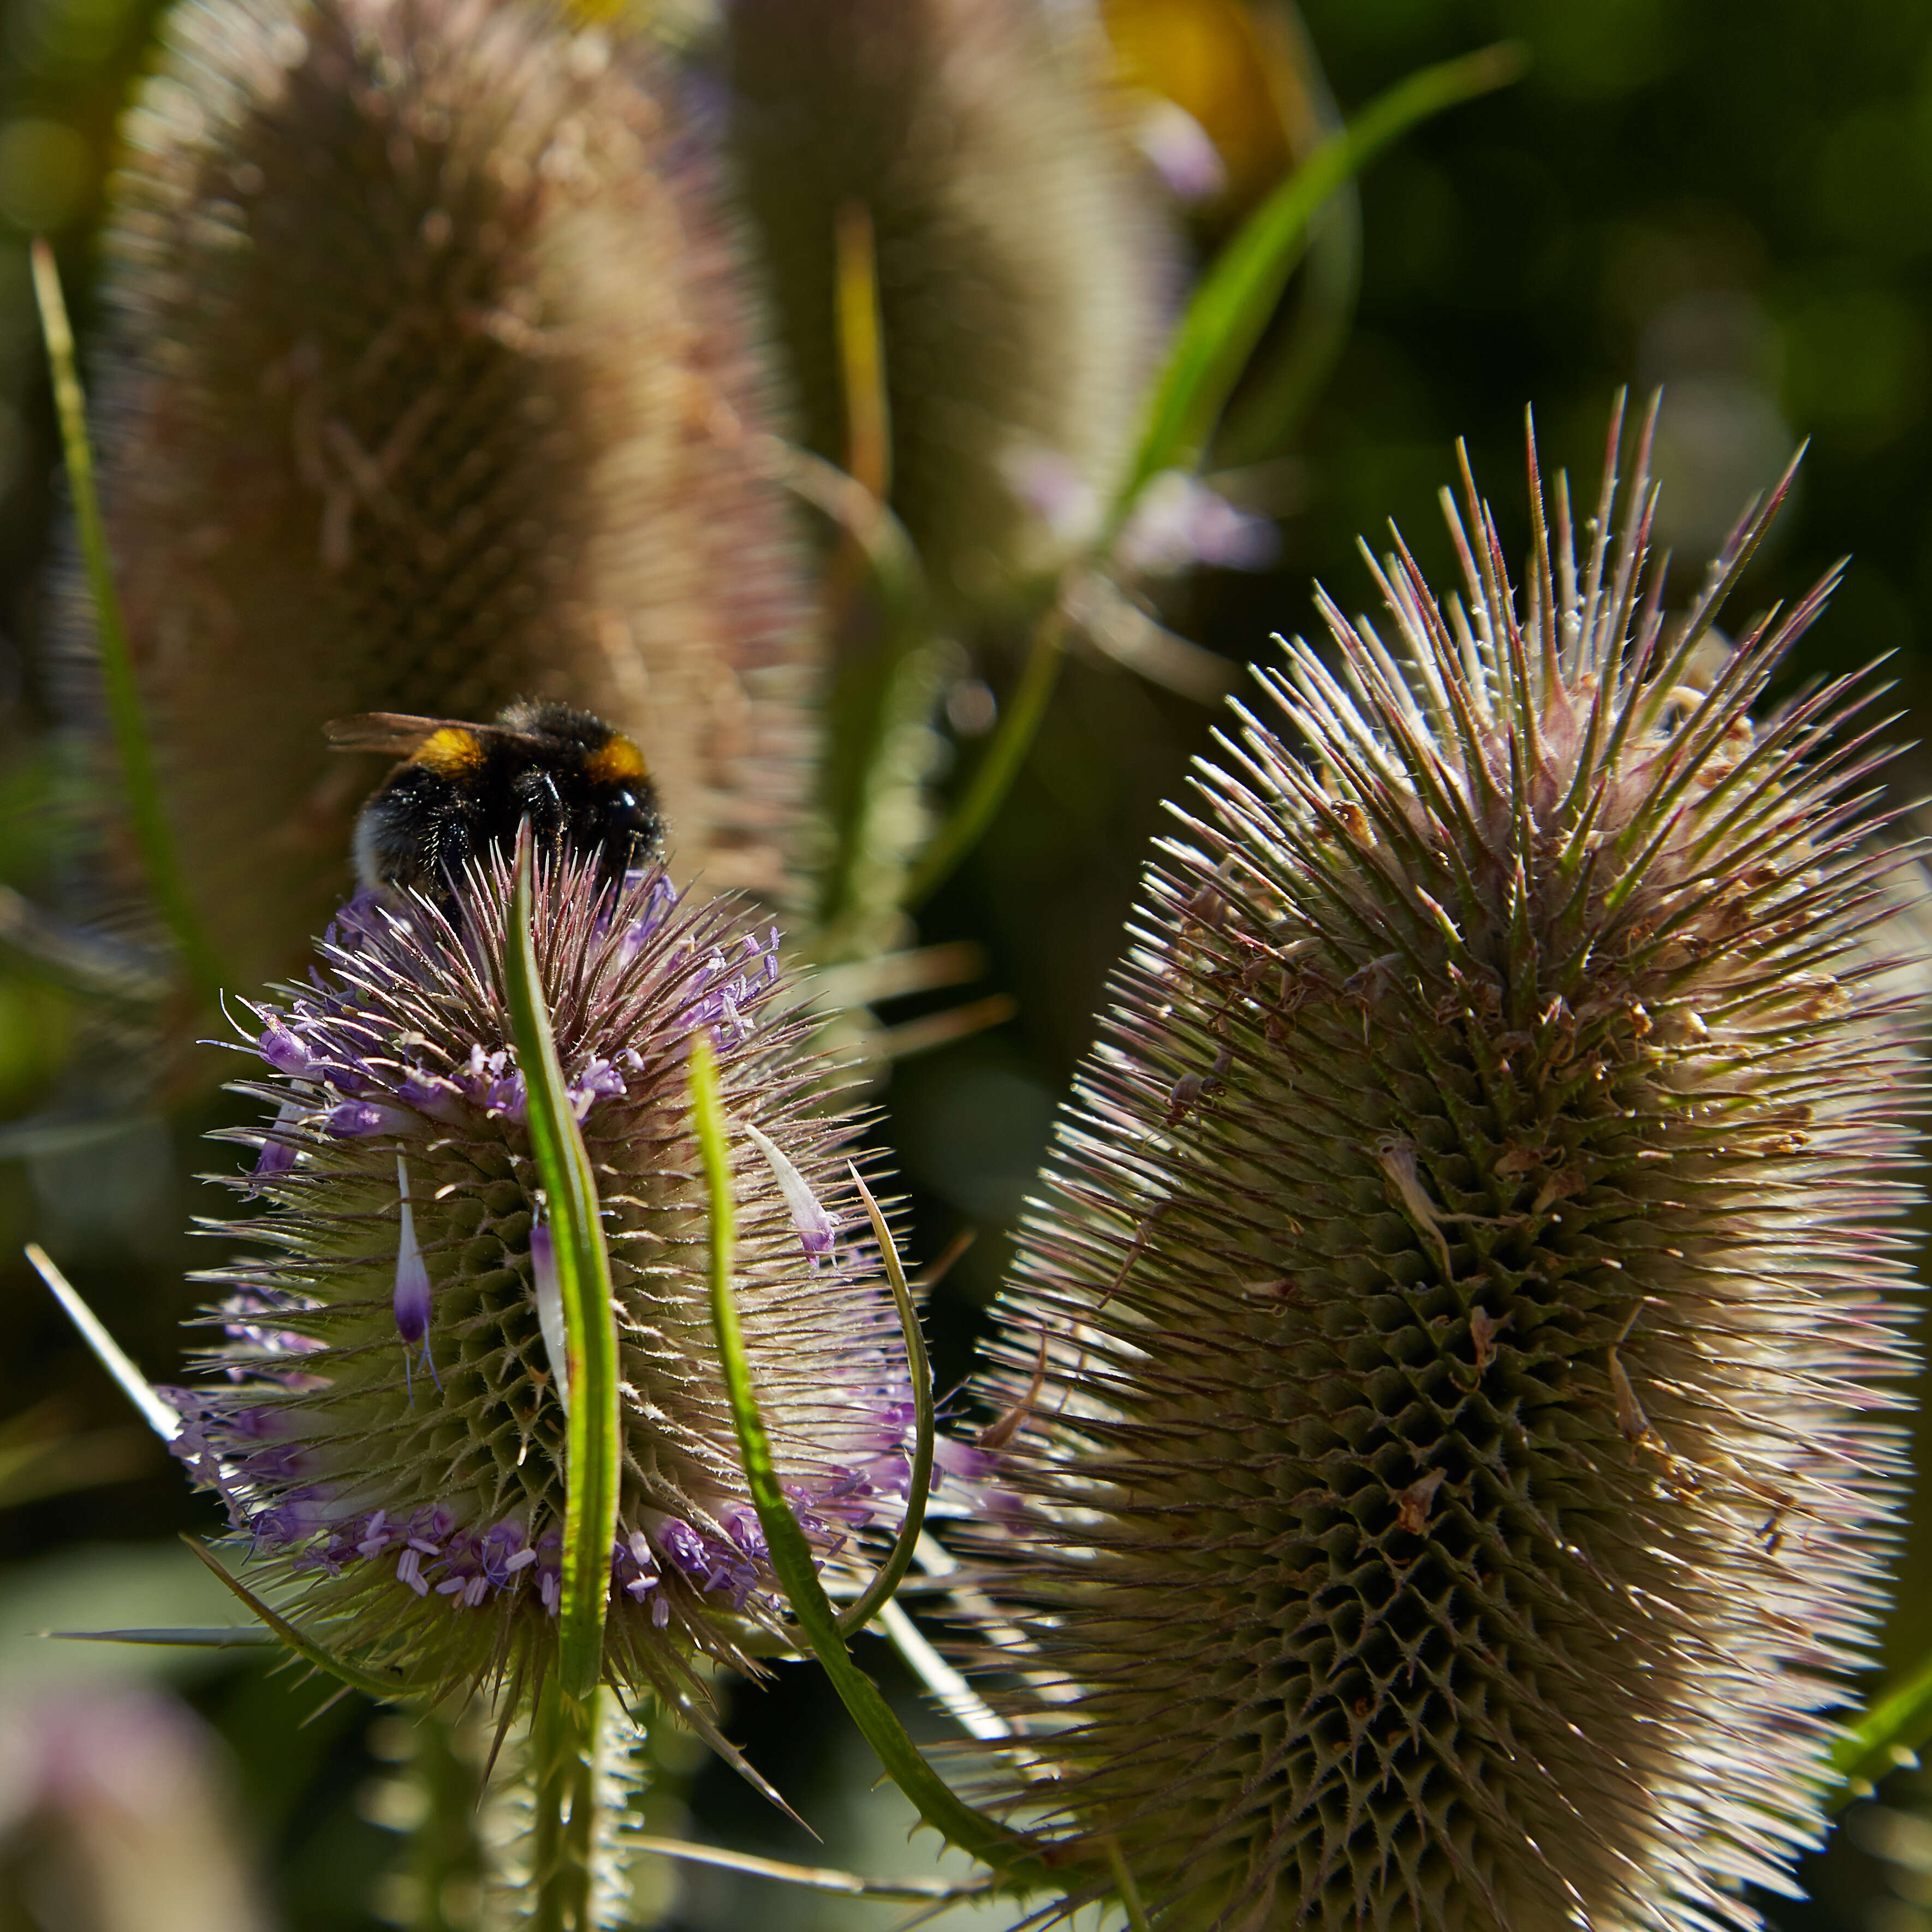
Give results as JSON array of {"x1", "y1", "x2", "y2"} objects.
[
  {"x1": 721, "y1": 0, "x2": 1172, "y2": 613},
  {"x1": 78, "y1": 0, "x2": 809, "y2": 995},
  {"x1": 964, "y1": 407, "x2": 1923, "y2": 1930},
  {"x1": 165, "y1": 854, "x2": 920, "y2": 1728}
]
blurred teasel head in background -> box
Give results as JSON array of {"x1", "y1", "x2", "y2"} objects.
[
  {"x1": 962, "y1": 409, "x2": 1924, "y2": 1929},
  {"x1": 71, "y1": 0, "x2": 811, "y2": 996},
  {"x1": 164, "y1": 854, "x2": 931, "y2": 1714},
  {"x1": 718, "y1": 0, "x2": 1174, "y2": 616}
]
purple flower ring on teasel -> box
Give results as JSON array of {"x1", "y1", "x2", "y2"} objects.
[{"x1": 170, "y1": 853, "x2": 947, "y2": 1705}]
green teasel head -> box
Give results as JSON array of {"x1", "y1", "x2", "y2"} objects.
[
  {"x1": 164, "y1": 854, "x2": 924, "y2": 1710},
  {"x1": 74, "y1": 0, "x2": 811, "y2": 996},
  {"x1": 962, "y1": 406, "x2": 1924, "y2": 1930}
]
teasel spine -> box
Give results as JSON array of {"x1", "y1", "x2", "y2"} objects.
[{"x1": 959, "y1": 407, "x2": 1924, "y2": 1931}]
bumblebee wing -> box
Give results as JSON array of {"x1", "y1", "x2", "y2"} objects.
[
  {"x1": 326, "y1": 712, "x2": 555, "y2": 757},
  {"x1": 325, "y1": 712, "x2": 463, "y2": 757}
]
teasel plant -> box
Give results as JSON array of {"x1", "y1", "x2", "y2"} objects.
[
  {"x1": 720, "y1": 0, "x2": 1174, "y2": 623},
  {"x1": 11, "y1": 12, "x2": 1565, "y2": 1929},
  {"x1": 760, "y1": 0, "x2": 1526, "y2": 968},
  {"x1": 31, "y1": 830, "x2": 968, "y2": 1927},
  {"x1": 944, "y1": 402, "x2": 1929, "y2": 1929},
  {"x1": 54, "y1": 0, "x2": 812, "y2": 1020}
]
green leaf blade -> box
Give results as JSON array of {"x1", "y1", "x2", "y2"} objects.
[
  {"x1": 1108, "y1": 40, "x2": 1526, "y2": 532},
  {"x1": 28, "y1": 240, "x2": 224, "y2": 1005},
  {"x1": 835, "y1": 1167, "x2": 935, "y2": 1639}
]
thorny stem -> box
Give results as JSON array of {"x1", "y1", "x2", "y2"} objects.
[{"x1": 531, "y1": 1675, "x2": 596, "y2": 1932}]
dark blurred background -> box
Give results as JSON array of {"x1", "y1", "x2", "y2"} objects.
[{"x1": 1, "y1": 0, "x2": 1930, "y2": 1927}]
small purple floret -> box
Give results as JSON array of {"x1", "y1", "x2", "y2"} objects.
[
  {"x1": 258, "y1": 1014, "x2": 321, "y2": 1079},
  {"x1": 326, "y1": 1101, "x2": 408, "y2": 1139}
]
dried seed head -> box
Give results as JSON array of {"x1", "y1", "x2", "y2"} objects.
[
  {"x1": 721, "y1": 0, "x2": 1173, "y2": 613},
  {"x1": 965, "y1": 411, "x2": 1924, "y2": 1930},
  {"x1": 167, "y1": 856, "x2": 918, "y2": 1707},
  {"x1": 79, "y1": 0, "x2": 811, "y2": 991}
]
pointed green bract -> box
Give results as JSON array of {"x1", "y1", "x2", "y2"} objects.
[
  {"x1": 966, "y1": 407, "x2": 1924, "y2": 1930},
  {"x1": 505, "y1": 833, "x2": 620, "y2": 1711},
  {"x1": 689, "y1": 1033, "x2": 1050, "y2": 1888}
]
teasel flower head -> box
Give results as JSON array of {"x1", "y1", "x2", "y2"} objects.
[
  {"x1": 964, "y1": 409, "x2": 1924, "y2": 1930},
  {"x1": 78, "y1": 0, "x2": 810, "y2": 995},
  {"x1": 720, "y1": 0, "x2": 1173, "y2": 614},
  {"x1": 163, "y1": 853, "x2": 932, "y2": 1709}
]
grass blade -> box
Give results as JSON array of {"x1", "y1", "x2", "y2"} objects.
[
  {"x1": 687, "y1": 1032, "x2": 1052, "y2": 1886},
  {"x1": 50, "y1": 1626, "x2": 274, "y2": 1648},
  {"x1": 632, "y1": 1835, "x2": 994, "y2": 1901},
  {"x1": 1106, "y1": 42, "x2": 1525, "y2": 533},
  {"x1": 28, "y1": 240, "x2": 223, "y2": 1004},
  {"x1": 835, "y1": 1168, "x2": 934, "y2": 1638},
  {"x1": 502, "y1": 829, "x2": 621, "y2": 1710}
]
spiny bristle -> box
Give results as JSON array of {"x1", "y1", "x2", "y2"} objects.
[
  {"x1": 963, "y1": 405, "x2": 1924, "y2": 1931},
  {"x1": 721, "y1": 0, "x2": 1173, "y2": 613},
  {"x1": 75, "y1": 0, "x2": 811, "y2": 993},
  {"x1": 168, "y1": 855, "x2": 917, "y2": 1714}
]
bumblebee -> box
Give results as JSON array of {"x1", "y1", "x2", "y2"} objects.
[{"x1": 329, "y1": 700, "x2": 665, "y2": 901}]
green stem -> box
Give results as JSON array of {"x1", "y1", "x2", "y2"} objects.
[
  {"x1": 28, "y1": 240, "x2": 223, "y2": 1005},
  {"x1": 780, "y1": 447, "x2": 953, "y2": 958},
  {"x1": 1106, "y1": 1838, "x2": 1154, "y2": 1932},
  {"x1": 531, "y1": 1674, "x2": 595, "y2": 1932},
  {"x1": 405, "y1": 1714, "x2": 486, "y2": 1932},
  {"x1": 902, "y1": 603, "x2": 1067, "y2": 911},
  {"x1": 687, "y1": 1034, "x2": 1059, "y2": 1888}
]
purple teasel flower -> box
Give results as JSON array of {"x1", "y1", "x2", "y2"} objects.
[{"x1": 169, "y1": 852, "x2": 965, "y2": 1705}]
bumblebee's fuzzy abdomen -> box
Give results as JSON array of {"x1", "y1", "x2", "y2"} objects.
[
  {"x1": 352, "y1": 761, "x2": 476, "y2": 897},
  {"x1": 352, "y1": 710, "x2": 667, "y2": 900}
]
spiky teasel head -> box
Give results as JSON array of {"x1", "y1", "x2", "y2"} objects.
[
  {"x1": 720, "y1": 0, "x2": 1173, "y2": 614},
  {"x1": 77, "y1": 0, "x2": 810, "y2": 995},
  {"x1": 165, "y1": 854, "x2": 920, "y2": 1713},
  {"x1": 961, "y1": 406, "x2": 1924, "y2": 1930}
]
